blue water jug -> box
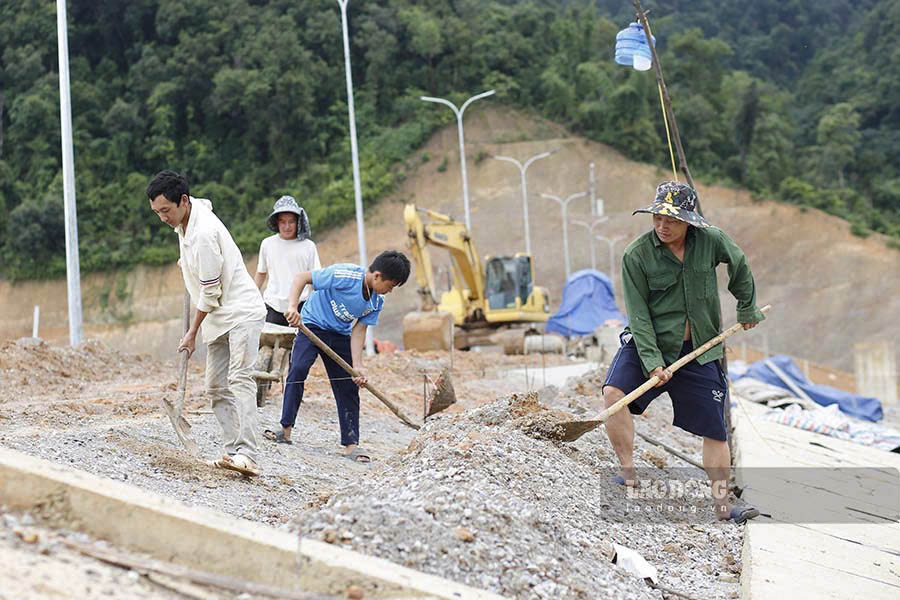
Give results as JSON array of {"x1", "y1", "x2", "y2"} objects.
[{"x1": 615, "y1": 22, "x2": 655, "y2": 70}]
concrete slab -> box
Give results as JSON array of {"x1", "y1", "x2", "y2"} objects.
[
  {"x1": 507, "y1": 361, "x2": 600, "y2": 389},
  {"x1": 0, "y1": 446, "x2": 506, "y2": 599},
  {"x1": 732, "y1": 399, "x2": 900, "y2": 600}
]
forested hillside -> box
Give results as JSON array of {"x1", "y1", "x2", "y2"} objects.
[{"x1": 1, "y1": 0, "x2": 898, "y2": 280}]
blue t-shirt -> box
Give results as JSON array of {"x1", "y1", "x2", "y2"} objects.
[{"x1": 300, "y1": 264, "x2": 383, "y2": 335}]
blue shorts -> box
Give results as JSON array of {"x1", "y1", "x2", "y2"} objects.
[{"x1": 603, "y1": 334, "x2": 728, "y2": 441}]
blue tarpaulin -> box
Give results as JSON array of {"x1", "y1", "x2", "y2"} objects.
[
  {"x1": 545, "y1": 269, "x2": 626, "y2": 338},
  {"x1": 733, "y1": 354, "x2": 883, "y2": 422}
]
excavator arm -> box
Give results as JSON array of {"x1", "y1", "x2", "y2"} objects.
[
  {"x1": 402, "y1": 203, "x2": 549, "y2": 354},
  {"x1": 403, "y1": 204, "x2": 484, "y2": 316}
]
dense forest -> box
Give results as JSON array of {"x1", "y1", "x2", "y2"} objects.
[{"x1": 1, "y1": 0, "x2": 899, "y2": 280}]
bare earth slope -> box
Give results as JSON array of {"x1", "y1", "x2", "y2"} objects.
[
  {"x1": 317, "y1": 106, "x2": 900, "y2": 371},
  {"x1": 1, "y1": 106, "x2": 897, "y2": 370}
]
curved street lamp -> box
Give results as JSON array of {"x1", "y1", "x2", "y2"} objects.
[
  {"x1": 571, "y1": 217, "x2": 610, "y2": 270},
  {"x1": 493, "y1": 150, "x2": 555, "y2": 255},
  {"x1": 421, "y1": 90, "x2": 495, "y2": 230},
  {"x1": 595, "y1": 234, "x2": 627, "y2": 289},
  {"x1": 540, "y1": 191, "x2": 587, "y2": 280}
]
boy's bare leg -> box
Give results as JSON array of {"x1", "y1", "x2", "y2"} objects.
[
  {"x1": 282, "y1": 425, "x2": 293, "y2": 441},
  {"x1": 603, "y1": 385, "x2": 635, "y2": 484}
]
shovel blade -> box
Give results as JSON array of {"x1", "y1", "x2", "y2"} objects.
[
  {"x1": 161, "y1": 396, "x2": 201, "y2": 457},
  {"x1": 425, "y1": 367, "x2": 456, "y2": 418},
  {"x1": 547, "y1": 419, "x2": 604, "y2": 442}
]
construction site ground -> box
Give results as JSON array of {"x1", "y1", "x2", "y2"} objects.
[{"x1": 0, "y1": 337, "x2": 761, "y2": 599}]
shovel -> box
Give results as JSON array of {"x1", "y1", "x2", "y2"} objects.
[
  {"x1": 296, "y1": 321, "x2": 422, "y2": 430},
  {"x1": 160, "y1": 290, "x2": 201, "y2": 456},
  {"x1": 551, "y1": 305, "x2": 771, "y2": 442},
  {"x1": 424, "y1": 366, "x2": 456, "y2": 419}
]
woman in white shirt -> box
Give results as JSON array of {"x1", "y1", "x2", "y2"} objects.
[{"x1": 255, "y1": 195, "x2": 321, "y2": 325}]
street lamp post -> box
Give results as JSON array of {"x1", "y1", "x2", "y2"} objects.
[
  {"x1": 335, "y1": 0, "x2": 373, "y2": 355},
  {"x1": 571, "y1": 217, "x2": 610, "y2": 270},
  {"x1": 56, "y1": 0, "x2": 83, "y2": 345},
  {"x1": 421, "y1": 90, "x2": 495, "y2": 230},
  {"x1": 595, "y1": 234, "x2": 627, "y2": 288},
  {"x1": 493, "y1": 150, "x2": 554, "y2": 255},
  {"x1": 540, "y1": 192, "x2": 587, "y2": 280}
]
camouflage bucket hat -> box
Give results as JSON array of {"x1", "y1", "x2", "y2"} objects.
[
  {"x1": 632, "y1": 181, "x2": 711, "y2": 228},
  {"x1": 266, "y1": 195, "x2": 311, "y2": 239}
]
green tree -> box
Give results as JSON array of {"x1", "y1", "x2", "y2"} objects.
[
  {"x1": 816, "y1": 102, "x2": 861, "y2": 188},
  {"x1": 746, "y1": 113, "x2": 794, "y2": 194}
]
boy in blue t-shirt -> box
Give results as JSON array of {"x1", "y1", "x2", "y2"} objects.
[{"x1": 263, "y1": 250, "x2": 411, "y2": 462}]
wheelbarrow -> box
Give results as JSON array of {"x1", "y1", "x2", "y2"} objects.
[{"x1": 251, "y1": 322, "x2": 298, "y2": 407}]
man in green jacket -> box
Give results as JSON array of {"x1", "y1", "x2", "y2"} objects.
[{"x1": 603, "y1": 181, "x2": 765, "y2": 524}]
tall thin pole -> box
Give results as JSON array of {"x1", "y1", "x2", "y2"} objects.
[
  {"x1": 589, "y1": 163, "x2": 596, "y2": 217},
  {"x1": 493, "y1": 150, "x2": 553, "y2": 255},
  {"x1": 336, "y1": 0, "x2": 373, "y2": 355},
  {"x1": 596, "y1": 235, "x2": 626, "y2": 290},
  {"x1": 632, "y1": 0, "x2": 698, "y2": 207},
  {"x1": 541, "y1": 192, "x2": 587, "y2": 280},
  {"x1": 421, "y1": 90, "x2": 495, "y2": 230},
  {"x1": 572, "y1": 217, "x2": 609, "y2": 270},
  {"x1": 56, "y1": 0, "x2": 82, "y2": 346}
]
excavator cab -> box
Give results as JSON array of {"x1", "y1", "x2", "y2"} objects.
[{"x1": 485, "y1": 256, "x2": 533, "y2": 310}]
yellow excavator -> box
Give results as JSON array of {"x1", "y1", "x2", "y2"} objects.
[{"x1": 402, "y1": 203, "x2": 550, "y2": 353}]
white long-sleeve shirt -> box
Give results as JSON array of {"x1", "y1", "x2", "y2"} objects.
[{"x1": 176, "y1": 197, "x2": 265, "y2": 343}]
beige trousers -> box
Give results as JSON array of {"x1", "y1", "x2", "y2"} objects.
[{"x1": 205, "y1": 319, "x2": 263, "y2": 462}]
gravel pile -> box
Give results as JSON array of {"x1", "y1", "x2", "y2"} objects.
[{"x1": 293, "y1": 393, "x2": 743, "y2": 599}]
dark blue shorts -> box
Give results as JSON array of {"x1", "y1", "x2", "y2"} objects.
[{"x1": 603, "y1": 334, "x2": 728, "y2": 441}]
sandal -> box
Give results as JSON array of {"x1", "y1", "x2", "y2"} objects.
[
  {"x1": 210, "y1": 454, "x2": 260, "y2": 477},
  {"x1": 611, "y1": 474, "x2": 639, "y2": 487},
  {"x1": 344, "y1": 447, "x2": 371, "y2": 463},
  {"x1": 264, "y1": 429, "x2": 292, "y2": 444},
  {"x1": 724, "y1": 505, "x2": 760, "y2": 525}
]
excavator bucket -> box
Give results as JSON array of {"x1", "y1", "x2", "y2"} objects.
[
  {"x1": 403, "y1": 310, "x2": 454, "y2": 352},
  {"x1": 425, "y1": 367, "x2": 456, "y2": 418}
]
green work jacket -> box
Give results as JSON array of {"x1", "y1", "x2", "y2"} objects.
[{"x1": 621, "y1": 226, "x2": 765, "y2": 375}]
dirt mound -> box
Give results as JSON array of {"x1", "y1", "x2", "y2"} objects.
[
  {"x1": 0, "y1": 338, "x2": 151, "y2": 391},
  {"x1": 0, "y1": 338, "x2": 203, "y2": 429}
]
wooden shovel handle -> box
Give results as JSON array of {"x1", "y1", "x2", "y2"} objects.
[
  {"x1": 176, "y1": 291, "x2": 191, "y2": 409},
  {"x1": 296, "y1": 322, "x2": 421, "y2": 430},
  {"x1": 597, "y1": 305, "x2": 771, "y2": 422}
]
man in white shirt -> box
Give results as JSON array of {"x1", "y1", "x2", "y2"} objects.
[
  {"x1": 254, "y1": 195, "x2": 321, "y2": 325},
  {"x1": 147, "y1": 170, "x2": 266, "y2": 477}
]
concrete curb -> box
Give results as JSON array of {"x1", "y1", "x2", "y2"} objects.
[{"x1": 0, "y1": 445, "x2": 505, "y2": 599}]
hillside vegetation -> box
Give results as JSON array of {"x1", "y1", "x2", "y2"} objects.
[{"x1": 1, "y1": 0, "x2": 899, "y2": 280}]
